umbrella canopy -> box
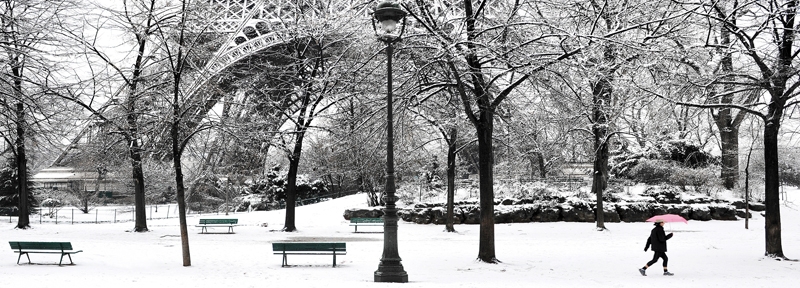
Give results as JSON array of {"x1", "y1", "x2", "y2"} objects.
[{"x1": 646, "y1": 214, "x2": 688, "y2": 224}]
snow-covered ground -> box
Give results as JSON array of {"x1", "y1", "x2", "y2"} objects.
[{"x1": 2, "y1": 189, "x2": 799, "y2": 287}]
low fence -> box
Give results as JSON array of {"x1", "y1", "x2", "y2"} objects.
[
  {"x1": 4, "y1": 204, "x2": 244, "y2": 225},
  {"x1": 4, "y1": 189, "x2": 362, "y2": 225}
]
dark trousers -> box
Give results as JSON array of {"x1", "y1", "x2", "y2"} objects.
[{"x1": 646, "y1": 251, "x2": 668, "y2": 267}]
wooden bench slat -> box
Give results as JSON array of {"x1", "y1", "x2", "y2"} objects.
[
  {"x1": 196, "y1": 219, "x2": 238, "y2": 233},
  {"x1": 10, "y1": 241, "x2": 74, "y2": 250},
  {"x1": 349, "y1": 218, "x2": 384, "y2": 232},
  {"x1": 271, "y1": 242, "x2": 346, "y2": 267},
  {"x1": 272, "y1": 242, "x2": 345, "y2": 251},
  {"x1": 350, "y1": 217, "x2": 383, "y2": 223},
  {"x1": 198, "y1": 219, "x2": 238, "y2": 225}
]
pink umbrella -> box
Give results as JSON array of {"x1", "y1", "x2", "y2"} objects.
[{"x1": 646, "y1": 214, "x2": 688, "y2": 224}]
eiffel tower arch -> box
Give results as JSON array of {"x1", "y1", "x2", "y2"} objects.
[
  {"x1": 47, "y1": 0, "x2": 364, "y2": 183},
  {"x1": 149, "y1": 0, "x2": 301, "y2": 174}
]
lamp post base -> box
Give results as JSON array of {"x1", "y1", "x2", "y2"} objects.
[{"x1": 374, "y1": 266, "x2": 408, "y2": 283}]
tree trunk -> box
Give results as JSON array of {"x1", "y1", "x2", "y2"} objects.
[
  {"x1": 714, "y1": 21, "x2": 741, "y2": 190},
  {"x1": 476, "y1": 117, "x2": 497, "y2": 263},
  {"x1": 126, "y1": 0, "x2": 155, "y2": 233},
  {"x1": 129, "y1": 137, "x2": 148, "y2": 232},
  {"x1": 174, "y1": 156, "x2": 191, "y2": 266},
  {"x1": 14, "y1": 100, "x2": 30, "y2": 229},
  {"x1": 283, "y1": 132, "x2": 305, "y2": 232},
  {"x1": 535, "y1": 151, "x2": 546, "y2": 178},
  {"x1": 445, "y1": 127, "x2": 457, "y2": 233},
  {"x1": 172, "y1": 119, "x2": 191, "y2": 266},
  {"x1": 591, "y1": 77, "x2": 611, "y2": 231},
  {"x1": 12, "y1": 64, "x2": 29, "y2": 228},
  {"x1": 171, "y1": 53, "x2": 191, "y2": 265},
  {"x1": 718, "y1": 127, "x2": 740, "y2": 189},
  {"x1": 763, "y1": 116, "x2": 784, "y2": 258}
]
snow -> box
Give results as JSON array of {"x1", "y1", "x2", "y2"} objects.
[{"x1": 2, "y1": 189, "x2": 799, "y2": 287}]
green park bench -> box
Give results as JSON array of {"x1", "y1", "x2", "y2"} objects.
[
  {"x1": 272, "y1": 242, "x2": 346, "y2": 267},
  {"x1": 9, "y1": 241, "x2": 83, "y2": 266},
  {"x1": 349, "y1": 217, "x2": 383, "y2": 232},
  {"x1": 195, "y1": 218, "x2": 238, "y2": 234}
]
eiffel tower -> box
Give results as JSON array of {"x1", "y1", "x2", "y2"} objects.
[{"x1": 42, "y1": 0, "x2": 366, "y2": 187}]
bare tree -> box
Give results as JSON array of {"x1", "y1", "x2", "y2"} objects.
[
  {"x1": 245, "y1": 1, "x2": 364, "y2": 232},
  {"x1": 57, "y1": 0, "x2": 174, "y2": 232},
  {"x1": 407, "y1": 106, "x2": 466, "y2": 233},
  {"x1": 151, "y1": 0, "x2": 222, "y2": 266},
  {"x1": 1, "y1": 0, "x2": 76, "y2": 229},
  {"x1": 404, "y1": 0, "x2": 582, "y2": 263},
  {"x1": 576, "y1": 0, "x2": 689, "y2": 231},
  {"x1": 670, "y1": 0, "x2": 800, "y2": 259},
  {"x1": 65, "y1": 180, "x2": 97, "y2": 214}
]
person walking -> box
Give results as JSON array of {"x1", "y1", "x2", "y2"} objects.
[{"x1": 639, "y1": 219, "x2": 674, "y2": 276}]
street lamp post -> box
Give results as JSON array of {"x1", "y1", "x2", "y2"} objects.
[{"x1": 372, "y1": 1, "x2": 408, "y2": 283}]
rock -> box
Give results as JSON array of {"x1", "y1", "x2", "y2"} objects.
[
  {"x1": 501, "y1": 198, "x2": 516, "y2": 205},
  {"x1": 560, "y1": 202, "x2": 594, "y2": 222},
  {"x1": 748, "y1": 203, "x2": 766, "y2": 212},
  {"x1": 533, "y1": 206, "x2": 560, "y2": 222},
  {"x1": 462, "y1": 205, "x2": 481, "y2": 224},
  {"x1": 690, "y1": 206, "x2": 712, "y2": 221},
  {"x1": 494, "y1": 207, "x2": 513, "y2": 224},
  {"x1": 731, "y1": 200, "x2": 746, "y2": 209},
  {"x1": 431, "y1": 207, "x2": 463, "y2": 225},
  {"x1": 510, "y1": 205, "x2": 537, "y2": 223},
  {"x1": 684, "y1": 197, "x2": 713, "y2": 204},
  {"x1": 736, "y1": 209, "x2": 752, "y2": 219},
  {"x1": 517, "y1": 198, "x2": 534, "y2": 204},
  {"x1": 343, "y1": 208, "x2": 384, "y2": 220},
  {"x1": 430, "y1": 208, "x2": 444, "y2": 224},
  {"x1": 411, "y1": 208, "x2": 433, "y2": 224},
  {"x1": 651, "y1": 204, "x2": 668, "y2": 216},
  {"x1": 666, "y1": 205, "x2": 692, "y2": 220},
  {"x1": 398, "y1": 209, "x2": 413, "y2": 222},
  {"x1": 617, "y1": 203, "x2": 651, "y2": 222},
  {"x1": 599, "y1": 205, "x2": 621, "y2": 223},
  {"x1": 710, "y1": 205, "x2": 737, "y2": 220},
  {"x1": 456, "y1": 200, "x2": 479, "y2": 206}
]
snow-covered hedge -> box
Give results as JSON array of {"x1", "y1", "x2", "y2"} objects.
[{"x1": 344, "y1": 185, "x2": 757, "y2": 224}]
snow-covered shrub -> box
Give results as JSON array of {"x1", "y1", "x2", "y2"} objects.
[
  {"x1": 669, "y1": 166, "x2": 722, "y2": 196},
  {"x1": 245, "y1": 169, "x2": 330, "y2": 209},
  {"x1": 505, "y1": 181, "x2": 560, "y2": 200},
  {"x1": 780, "y1": 162, "x2": 800, "y2": 188},
  {"x1": 38, "y1": 188, "x2": 68, "y2": 217},
  {"x1": 394, "y1": 184, "x2": 415, "y2": 205},
  {"x1": 611, "y1": 140, "x2": 718, "y2": 180},
  {"x1": 627, "y1": 159, "x2": 676, "y2": 184}
]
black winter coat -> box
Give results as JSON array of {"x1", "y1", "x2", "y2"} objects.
[{"x1": 644, "y1": 225, "x2": 673, "y2": 252}]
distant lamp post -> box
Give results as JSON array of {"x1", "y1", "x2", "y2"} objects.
[{"x1": 371, "y1": 1, "x2": 408, "y2": 283}]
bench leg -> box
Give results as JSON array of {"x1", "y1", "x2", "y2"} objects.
[
  {"x1": 228, "y1": 226, "x2": 234, "y2": 233},
  {"x1": 333, "y1": 253, "x2": 336, "y2": 267},
  {"x1": 282, "y1": 252, "x2": 287, "y2": 267},
  {"x1": 355, "y1": 225, "x2": 358, "y2": 233},
  {"x1": 17, "y1": 252, "x2": 30, "y2": 264},
  {"x1": 59, "y1": 253, "x2": 74, "y2": 266}
]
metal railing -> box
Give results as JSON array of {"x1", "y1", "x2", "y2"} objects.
[{"x1": 4, "y1": 189, "x2": 363, "y2": 225}]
